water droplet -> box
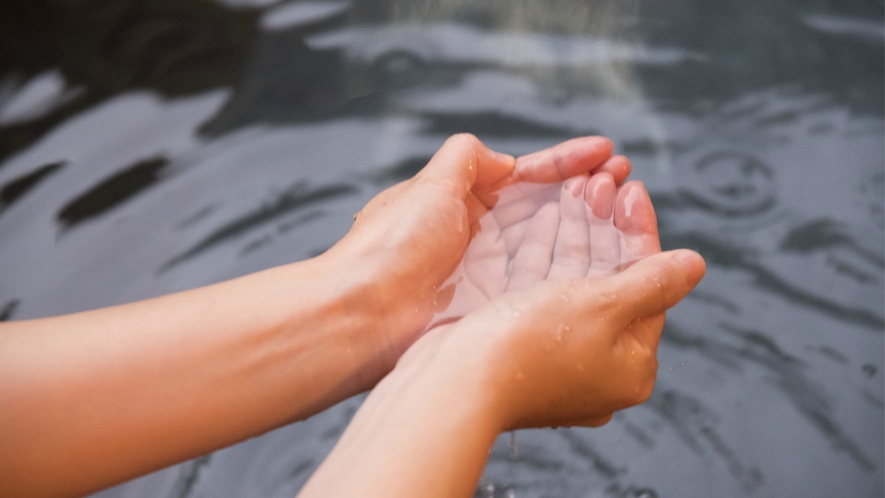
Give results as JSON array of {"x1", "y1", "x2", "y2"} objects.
[
  {"x1": 624, "y1": 488, "x2": 658, "y2": 498},
  {"x1": 554, "y1": 324, "x2": 571, "y2": 344},
  {"x1": 623, "y1": 185, "x2": 642, "y2": 217},
  {"x1": 508, "y1": 432, "x2": 519, "y2": 460},
  {"x1": 478, "y1": 483, "x2": 494, "y2": 498}
]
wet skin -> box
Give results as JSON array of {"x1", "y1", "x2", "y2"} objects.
[
  {"x1": 299, "y1": 139, "x2": 705, "y2": 498},
  {"x1": 333, "y1": 134, "x2": 634, "y2": 364},
  {"x1": 0, "y1": 134, "x2": 702, "y2": 498},
  {"x1": 429, "y1": 171, "x2": 647, "y2": 326}
]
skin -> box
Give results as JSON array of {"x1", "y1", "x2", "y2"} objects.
[
  {"x1": 0, "y1": 134, "x2": 644, "y2": 497},
  {"x1": 297, "y1": 176, "x2": 706, "y2": 498},
  {"x1": 427, "y1": 169, "x2": 633, "y2": 326}
]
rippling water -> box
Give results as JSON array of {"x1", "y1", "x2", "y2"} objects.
[{"x1": 1, "y1": 1, "x2": 882, "y2": 497}]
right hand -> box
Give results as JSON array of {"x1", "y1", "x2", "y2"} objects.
[
  {"x1": 473, "y1": 248, "x2": 704, "y2": 430},
  {"x1": 396, "y1": 181, "x2": 706, "y2": 430}
]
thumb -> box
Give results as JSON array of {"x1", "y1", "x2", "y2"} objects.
[
  {"x1": 606, "y1": 249, "x2": 706, "y2": 328},
  {"x1": 417, "y1": 134, "x2": 515, "y2": 199}
]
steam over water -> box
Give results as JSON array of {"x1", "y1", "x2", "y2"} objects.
[{"x1": 0, "y1": 1, "x2": 882, "y2": 497}]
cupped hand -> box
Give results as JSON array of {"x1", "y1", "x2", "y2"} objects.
[
  {"x1": 428, "y1": 170, "x2": 635, "y2": 328},
  {"x1": 397, "y1": 180, "x2": 705, "y2": 431},
  {"x1": 503, "y1": 179, "x2": 692, "y2": 428},
  {"x1": 323, "y1": 134, "x2": 627, "y2": 369},
  {"x1": 467, "y1": 248, "x2": 705, "y2": 432}
]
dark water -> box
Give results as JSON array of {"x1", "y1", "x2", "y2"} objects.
[{"x1": 1, "y1": 1, "x2": 883, "y2": 496}]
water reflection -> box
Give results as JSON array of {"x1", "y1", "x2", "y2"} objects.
[
  {"x1": 58, "y1": 156, "x2": 170, "y2": 229},
  {"x1": 0, "y1": 0, "x2": 882, "y2": 497},
  {"x1": 161, "y1": 181, "x2": 355, "y2": 270},
  {"x1": 0, "y1": 160, "x2": 65, "y2": 214}
]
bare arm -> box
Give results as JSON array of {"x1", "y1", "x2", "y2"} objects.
[
  {"x1": 0, "y1": 134, "x2": 623, "y2": 497},
  {"x1": 0, "y1": 255, "x2": 389, "y2": 497}
]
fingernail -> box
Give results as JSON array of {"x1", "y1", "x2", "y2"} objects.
[
  {"x1": 490, "y1": 150, "x2": 516, "y2": 168},
  {"x1": 674, "y1": 249, "x2": 697, "y2": 265},
  {"x1": 674, "y1": 250, "x2": 705, "y2": 285},
  {"x1": 565, "y1": 176, "x2": 584, "y2": 196},
  {"x1": 498, "y1": 151, "x2": 516, "y2": 164}
]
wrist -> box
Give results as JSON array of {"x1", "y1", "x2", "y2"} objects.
[
  {"x1": 315, "y1": 242, "x2": 441, "y2": 371},
  {"x1": 303, "y1": 328, "x2": 502, "y2": 497},
  {"x1": 387, "y1": 325, "x2": 507, "y2": 435},
  {"x1": 299, "y1": 332, "x2": 502, "y2": 498},
  {"x1": 276, "y1": 253, "x2": 401, "y2": 388}
]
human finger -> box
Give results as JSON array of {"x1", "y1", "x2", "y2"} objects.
[
  {"x1": 548, "y1": 176, "x2": 592, "y2": 279},
  {"x1": 463, "y1": 212, "x2": 508, "y2": 300},
  {"x1": 614, "y1": 181, "x2": 661, "y2": 264},
  {"x1": 566, "y1": 413, "x2": 614, "y2": 428},
  {"x1": 506, "y1": 203, "x2": 560, "y2": 292},
  {"x1": 492, "y1": 183, "x2": 558, "y2": 257},
  {"x1": 600, "y1": 249, "x2": 706, "y2": 330},
  {"x1": 417, "y1": 134, "x2": 515, "y2": 199},
  {"x1": 500, "y1": 218, "x2": 530, "y2": 258},
  {"x1": 466, "y1": 191, "x2": 491, "y2": 230},
  {"x1": 483, "y1": 155, "x2": 625, "y2": 231},
  {"x1": 595, "y1": 155, "x2": 632, "y2": 186},
  {"x1": 513, "y1": 137, "x2": 614, "y2": 183},
  {"x1": 585, "y1": 173, "x2": 620, "y2": 276},
  {"x1": 486, "y1": 182, "x2": 560, "y2": 228}
]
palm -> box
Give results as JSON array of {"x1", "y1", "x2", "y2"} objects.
[
  {"x1": 334, "y1": 135, "x2": 630, "y2": 348},
  {"x1": 427, "y1": 172, "x2": 656, "y2": 330}
]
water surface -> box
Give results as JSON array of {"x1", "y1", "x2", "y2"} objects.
[{"x1": 0, "y1": 1, "x2": 882, "y2": 497}]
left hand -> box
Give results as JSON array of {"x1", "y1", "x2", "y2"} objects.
[{"x1": 394, "y1": 180, "x2": 700, "y2": 431}]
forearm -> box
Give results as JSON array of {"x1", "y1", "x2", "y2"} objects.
[
  {"x1": 298, "y1": 328, "x2": 502, "y2": 498},
  {"x1": 0, "y1": 254, "x2": 390, "y2": 497}
]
